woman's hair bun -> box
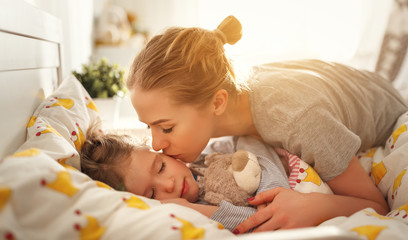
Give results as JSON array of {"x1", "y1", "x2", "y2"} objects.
[{"x1": 215, "y1": 15, "x2": 242, "y2": 45}]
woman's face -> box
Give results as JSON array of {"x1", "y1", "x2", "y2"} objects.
[
  {"x1": 130, "y1": 86, "x2": 215, "y2": 163},
  {"x1": 123, "y1": 149, "x2": 199, "y2": 202}
]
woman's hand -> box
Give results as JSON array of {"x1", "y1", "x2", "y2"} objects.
[{"x1": 234, "y1": 187, "x2": 329, "y2": 234}]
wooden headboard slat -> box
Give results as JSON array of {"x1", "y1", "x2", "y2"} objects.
[
  {"x1": 0, "y1": 1, "x2": 62, "y2": 159},
  {"x1": 0, "y1": 32, "x2": 60, "y2": 72},
  {"x1": 0, "y1": 0, "x2": 62, "y2": 43}
]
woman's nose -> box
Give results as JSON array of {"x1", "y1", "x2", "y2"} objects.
[{"x1": 151, "y1": 131, "x2": 170, "y2": 151}]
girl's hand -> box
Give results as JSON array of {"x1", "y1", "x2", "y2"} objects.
[{"x1": 234, "y1": 187, "x2": 329, "y2": 234}]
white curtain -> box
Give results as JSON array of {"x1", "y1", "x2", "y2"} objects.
[{"x1": 376, "y1": 0, "x2": 408, "y2": 83}]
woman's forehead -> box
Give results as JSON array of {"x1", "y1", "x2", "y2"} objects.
[
  {"x1": 131, "y1": 87, "x2": 199, "y2": 124},
  {"x1": 130, "y1": 88, "x2": 172, "y2": 118}
]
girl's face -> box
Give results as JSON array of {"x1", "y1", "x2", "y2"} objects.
[
  {"x1": 123, "y1": 149, "x2": 199, "y2": 202},
  {"x1": 130, "y1": 87, "x2": 215, "y2": 163}
]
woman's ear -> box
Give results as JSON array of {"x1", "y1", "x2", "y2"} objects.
[{"x1": 212, "y1": 89, "x2": 228, "y2": 115}]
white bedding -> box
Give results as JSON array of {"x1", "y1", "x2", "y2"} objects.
[
  {"x1": 0, "y1": 76, "x2": 233, "y2": 239},
  {"x1": 0, "y1": 75, "x2": 408, "y2": 239}
]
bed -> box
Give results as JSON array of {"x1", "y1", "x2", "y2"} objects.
[{"x1": 1, "y1": 2, "x2": 408, "y2": 240}]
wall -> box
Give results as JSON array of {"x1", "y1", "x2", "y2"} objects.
[
  {"x1": 26, "y1": 0, "x2": 94, "y2": 79},
  {"x1": 195, "y1": 0, "x2": 393, "y2": 71},
  {"x1": 28, "y1": 0, "x2": 394, "y2": 78},
  {"x1": 107, "y1": 0, "x2": 199, "y2": 36}
]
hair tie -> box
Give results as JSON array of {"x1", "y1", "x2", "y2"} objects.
[{"x1": 215, "y1": 15, "x2": 242, "y2": 45}]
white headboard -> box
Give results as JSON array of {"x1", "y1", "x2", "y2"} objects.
[{"x1": 0, "y1": 1, "x2": 63, "y2": 159}]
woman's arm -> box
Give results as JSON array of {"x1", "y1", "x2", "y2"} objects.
[
  {"x1": 326, "y1": 156, "x2": 388, "y2": 214},
  {"x1": 233, "y1": 156, "x2": 389, "y2": 234}
]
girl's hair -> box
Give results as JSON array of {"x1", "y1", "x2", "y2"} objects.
[
  {"x1": 80, "y1": 122, "x2": 149, "y2": 191},
  {"x1": 127, "y1": 15, "x2": 247, "y2": 107}
]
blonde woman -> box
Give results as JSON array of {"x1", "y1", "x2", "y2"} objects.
[{"x1": 126, "y1": 16, "x2": 407, "y2": 233}]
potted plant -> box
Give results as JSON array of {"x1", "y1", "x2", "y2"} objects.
[{"x1": 72, "y1": 58, "x2": 127, "y2": 128}]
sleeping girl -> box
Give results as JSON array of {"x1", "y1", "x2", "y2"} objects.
[{"x1": 80, "y1": 123, "x2": 331, "y2": 232}]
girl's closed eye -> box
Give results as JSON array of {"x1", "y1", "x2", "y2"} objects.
[
  {"x1": 159, "y1": 161, "x2": 166, "y2": 173},
  {"x1": 151, "y1": 162, "x2": 165, "y2": 199}
]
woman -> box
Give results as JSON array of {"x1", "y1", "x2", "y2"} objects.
[{"x1": 126, "y1": 15, "x2": 407, "y2": 233}]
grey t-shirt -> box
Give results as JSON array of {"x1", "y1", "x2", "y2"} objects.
[{"x1": 248, "y1": 59, "x2": 407, "y2": 181}]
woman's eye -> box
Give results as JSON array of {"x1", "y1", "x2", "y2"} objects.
[{"x1": 162, "y1": 127, "x2": 173, "y2": 134}]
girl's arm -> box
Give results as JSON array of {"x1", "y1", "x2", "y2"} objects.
[
  {"x1": 233, "y1": 156, "x2": 389, "y2": 234},
  {"x1": 161, "y1": 198, "x2": 259, "y2": 231},
  {"x1": 161, "y1": 198, "x2": 218, "y2": 217}
]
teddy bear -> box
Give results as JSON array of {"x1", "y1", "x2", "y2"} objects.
[
  {"x1": 94, "y1": 4, "x2": 132, "y2": 45},
  {"x1": 203, "y1": 150, "x2": 261, "y2": 207}
]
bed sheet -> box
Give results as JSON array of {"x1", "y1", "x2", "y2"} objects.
[
  {"x1": 1, "y1": 74, "x2": 408, "y2": 239},
  {"x1": 0, "y1": 75, "x2": 233, "y2": 239},
  {"x1": 318, "y1": 111, "x2": 408, "y2": 239}
]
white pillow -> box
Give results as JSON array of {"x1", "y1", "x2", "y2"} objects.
[{"x1": 19, "y1": 75, "x2": 100, "y2": 170}]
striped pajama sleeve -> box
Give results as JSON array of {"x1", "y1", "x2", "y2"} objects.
[{"x1": 209, "y1": 156, "x2": 290, "y2": 231}]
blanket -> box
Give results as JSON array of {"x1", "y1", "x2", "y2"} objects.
[
  {"x1": 320, "y1": 111, "x2": 408, "y2": 239},
  {"x1": 0, "y1": 75, "x2": 407, "y2": 239}
]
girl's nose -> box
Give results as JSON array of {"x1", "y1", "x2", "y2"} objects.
[
  {"x1": 160, "y1": 176, "x2": 175, "y2": 193},
  {"x1": 151, "y1": 131, "x2": 170, "y2": 152}
]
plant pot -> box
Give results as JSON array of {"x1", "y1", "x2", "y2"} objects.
[{"x1": 93, "y1": 97, "x2": 121, "y2": 129}]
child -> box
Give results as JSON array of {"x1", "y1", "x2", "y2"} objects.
[{"x1": 80, "y1": 124, "x2": 328, "y2": 231}]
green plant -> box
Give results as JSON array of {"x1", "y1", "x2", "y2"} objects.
[{"x1": 72, "y1": 58, "x2": 127, "y2": 98}]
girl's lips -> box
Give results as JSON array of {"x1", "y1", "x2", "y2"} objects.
[{"x1": 181, "y1": 179, "x2": 189, "y2": 198}]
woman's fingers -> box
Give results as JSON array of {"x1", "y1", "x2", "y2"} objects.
[
  {"x1": 248, "y1": 187, "x2": 285, "y2": 206},
  {"x1": 256, "y1": 203, "x2": 267, "y2": 211},
  {"x1": 233, "y1": 207, "x2": 275, "y2": 234},
  {"x1": 252, "y1": 219, "x2": 282, "y2": 233},
  {"x1": 234, "y1": 188, "x2": 291, "y2": 234}
]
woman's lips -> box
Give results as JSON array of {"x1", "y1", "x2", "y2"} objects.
[
  {"x1": 171, "y1": 154, "x2": 182, "y2": 159},
  {"x1": 181, "y1": 179, "x2": 189, "y2": 198}
]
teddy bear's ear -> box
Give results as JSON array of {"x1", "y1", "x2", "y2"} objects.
[{"x1": 232, "y1": 150, "x2": 250, "y2": 172}]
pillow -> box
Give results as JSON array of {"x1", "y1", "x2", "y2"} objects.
[
  {"x1": 0, "y1": 75, "x2": 234, "y2": 239},
  {"x1": 18, "y1": 74, "x2": 100, "y2": 170},
  {"x1": 0, "y1": 148, "x2": 232, "y2": 239}
]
